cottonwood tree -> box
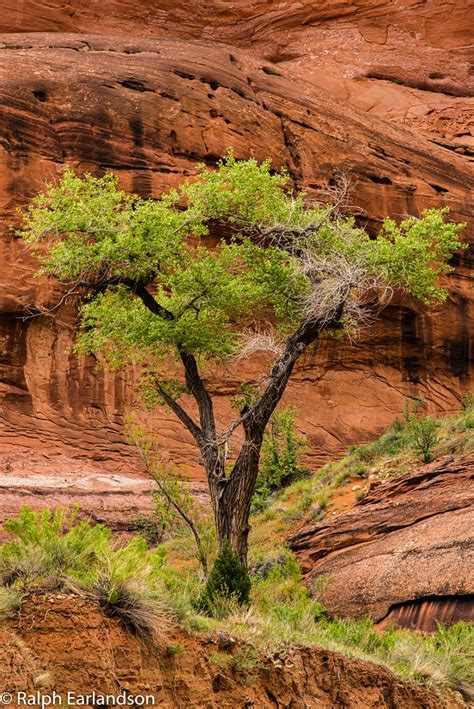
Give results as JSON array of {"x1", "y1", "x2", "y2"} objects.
[{"x1": 19, "y1": 153, "x2": 464, "y2": 564}]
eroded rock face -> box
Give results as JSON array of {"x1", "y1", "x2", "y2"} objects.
[
  {"x1": 0, "y1": 34, "x2": 472, "y2": 496},
  {"x1": 1, "y1": 1, "x2": 472, "y2": 154},
  {"x1": 288, "y1": 454, "x2": 474, "y2": 627}
]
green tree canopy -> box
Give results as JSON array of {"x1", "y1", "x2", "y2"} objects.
[{"x1": 19, "y1": 153, "x2": 464, "y2": 371}]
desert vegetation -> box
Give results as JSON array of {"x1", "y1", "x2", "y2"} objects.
[
  {"x1": 0, "y1": 405, "x2": 472, "y2": 700},
  {"x1": 0, "y1": 507, "x2": 472, "y2": 700}
]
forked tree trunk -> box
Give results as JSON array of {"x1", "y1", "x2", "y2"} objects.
[
  {"x1": 209, "y1": 310, "x2": 345, "y2": 564},
  {"x1": 120, "y1": 283, "x2": 343, "y2": 569},
  {"x1": 167, "y1": 306, "x2": 344, "y2": 567}
]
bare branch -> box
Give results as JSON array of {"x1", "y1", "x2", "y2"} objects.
[
  {"x1": 235, "y1": 328, "x2": 285, "y2": 361},
  {"x1": 19, "y1": 284, "x2": 83, "y2": 321},
  {"x1": 134, "y1": 439, "x2": 208, "y2": 577},
  {"x1": 313, "y1": 169, "x2": 361, "y2": 216}
]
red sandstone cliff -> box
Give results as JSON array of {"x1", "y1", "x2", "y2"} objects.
[
  {"x1": 0, "y1": 7, "x2": 472, "y2": 515},
  {"x1": 2, "y1": 0, "x2": 473, "y2": 154}
]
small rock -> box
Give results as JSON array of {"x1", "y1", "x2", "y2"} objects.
[
  {"x1": 217, "y1": 632, "x2": 234, "y2": 650},
  {"x1": 351, "y1": 485, "x2": 361, "y2": 491}
]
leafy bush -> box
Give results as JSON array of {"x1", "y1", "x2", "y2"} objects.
[
  {"x1": 401, "y1": 397, "x2": 440, "y2": 463},
  {"x1": 199, "y1": 542, "x2": 251, "y2": 615},
  {"x1": 253, "y1": 407, "x2": 308, "y2": 509},
  {"x1": 457, "y1": 399, "x2": 474, "y2": 431},
  {"x1": 128, "y1": 513, "x2": 165, "y2": 547},
  {"x1": 462, "y1": 412, "x2": 474, "y2": 430},
  {"x1": 407, "y1": 415, "x2": 440, "y2": 463}
]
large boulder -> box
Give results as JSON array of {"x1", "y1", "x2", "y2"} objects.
[{"x1": 288, "y1": 453, "x2": 474, "y2": 630}]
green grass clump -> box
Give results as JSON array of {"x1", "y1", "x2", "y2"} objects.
[
  {"x1": 0, "y1": 506, "x2": 111, "y2": 587},
  {"x1": 166, "y1": 642, "x2": 185, "y2": 656},
  {"x1": 75, "y1": 537, "x2": 170, "y2": 640},
  {"x1": 210, "y1": 647, "x2": 261, "y2": 684},
  {"x1": 350, "y1": 424, "x2": 411, "y2": 463},
  {"x1": 0, "y1": 507, "x2": 169, "y2": 639},
  {"x1": 252, "y1": 406, "x2": 309, "y2": 511}
]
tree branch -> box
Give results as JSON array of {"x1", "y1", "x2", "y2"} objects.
[
  {"x1": 179, "y1": 349, "x2": 216, "y2": 442},
  {"x1": 132, "y1": 284, "x2": 174, "y2": 320},
  {"x1": 20, "y1": 284, "x2": 83, "y2": 321},
  {"x1": 153, "y1": 379, "x2": 203, "y2": 446},
  {"x1": 135, "y1": 443, "x2": 208, "y2": 577},
  {"x1": 65, "y1": 270, "x2": 173, "y2": 319},
  {"x1": 244, "y1": 302, "x2": 346, "y2": 439}
]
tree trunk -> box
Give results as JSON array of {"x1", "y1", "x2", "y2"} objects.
[
  {"x1": 213, "y1": 431, "x2": 263, "y2": 565},
  {"x1": 135, "y1": 284, "x2": 343, "y2": 568}
]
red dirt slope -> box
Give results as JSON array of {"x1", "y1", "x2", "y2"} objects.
[{"x1": 0, "y1": 593, "x2": 465, "y2": 708}]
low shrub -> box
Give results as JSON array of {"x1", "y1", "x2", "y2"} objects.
[
  {"x1": 198, "y1": 542, "x2": 251, "y2": 615},
  {"x1": 230, "y1": 647, "x2": 262, "y2": 682},
  {"x1": 461, "y1": 392, "x2": 473, "y2": 411},
  {"x1": 0, "y1": 507, "x2": 169, "y2": 639},
  {"x1": 351, "y1": 462, "x2": 368, "y2": 478},
  {"x1": 0, "y1": 506, "x2": 110, "y2": 587},
  {"x1": 0, "y1": 586, "x2": 23, "y2": 619},
  {"x1": 210, "y1": 647, "x2": 261, "y2": 684},
  {"x1": 407, "y1": 415, "x2": 440, "y2": 463},
  {"x1": 128, "y1": 513, "x2": 165, "y2": 547}
]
